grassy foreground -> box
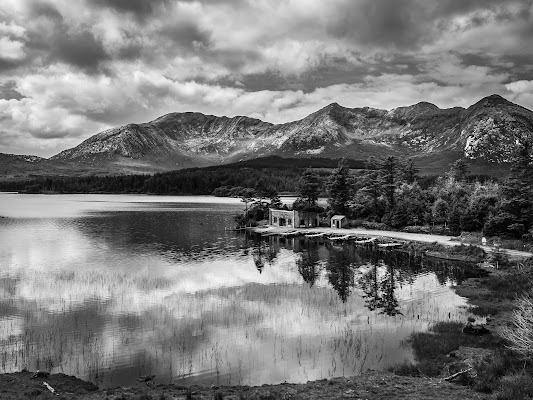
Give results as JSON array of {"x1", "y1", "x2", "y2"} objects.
[{"x1": 0, "y1": 370, "x2": 487, "y2": 400}]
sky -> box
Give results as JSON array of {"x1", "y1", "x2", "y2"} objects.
[{"x1": 1, "y1": 0, "x2": 533, "y2": 157}]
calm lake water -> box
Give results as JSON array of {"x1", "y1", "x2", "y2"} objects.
[{"x1": 0, "y1": 193, "x2": 479, "y2": 388}]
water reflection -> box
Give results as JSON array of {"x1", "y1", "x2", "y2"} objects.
[{"x1": 0, "y1": 194, "x2": 485, "y2": 388}]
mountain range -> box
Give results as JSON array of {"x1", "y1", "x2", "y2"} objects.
[{"x1": 2, "y1": 94, "x2": 532, "y2": 179}]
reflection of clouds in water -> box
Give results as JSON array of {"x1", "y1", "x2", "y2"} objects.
[
  {"x1": 0, "y1": 194, "x2": 476, "y2": 387},
  {"x1": 9, "y1": 248, "x2": 305, "y2": 316},
  {"x1": 2, "y1": 255, "x2": 468, "y2": 386}
]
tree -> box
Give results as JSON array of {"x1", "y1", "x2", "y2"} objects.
[
  {"x1": 380, "y1": 156, "x2": 397, "y2": 210},
  {"x1": 327, "y1": 158, "x2": 351, "y2": 215},
  {"x1": 484, "y1": 142, "x2": 533, "y2": 238},
  {"x1": 353, "y1": 170, "x2": 385, "y2": 220},
  {"x1": 240, "y1": 188, "x2": 256, "y2": 224},
  {"x1": 432, "y1": 198, "x2": 449, "y2": 226},
  {"x1": 447, "y1": 200, "x2": 465, "y2": 235},
  {"x1": 500, "y1": 291, "x2": 533, "y2": 358},
  {"x1": 269, "y1": 193, "x2": 283, "y2": 209},
  {"x1": 399, "y1": 157, "x2": 418, "y2": 184},
  {"x1": 448, "y1": 159, "x2": 469, "y2": 181},
  {"x1": 296, "y1": 168, "x2": 321, "y2": 209},
  {"x1": 392, "y1": 182, "x2": 428, "y2": 227}
]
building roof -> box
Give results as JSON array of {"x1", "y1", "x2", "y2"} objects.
[{"x1": 331, "y1": 215, "x2": 346, "y2": 220}]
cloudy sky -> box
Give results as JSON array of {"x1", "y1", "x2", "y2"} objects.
[{"x1": 1, "y1": 0, "x2": 533, "y2": 157}]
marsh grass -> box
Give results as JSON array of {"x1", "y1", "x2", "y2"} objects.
[
  {"x1": 391, "y1": 320, "x2": 533, "y2": 397},
  {"x1": 495, "y1": 372, "x2": 533, "y2": 400},
  {"x1": 466, "y1": 305, "x2": 500, "y2": 317},
  {"x1": 404, "y1": 242, "x2": 486, "y2": 261},
  {"x1": 482, "y1": 269, "x2": 533, "y2": 299},
  {"x1": 404, "y1": 321, "x2": 503, "y2": 377},
  {"x1": 387, "y1": 362, "x2": 421, "y2": 377}
]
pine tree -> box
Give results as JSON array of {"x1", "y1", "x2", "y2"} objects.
[
  {"x1": 327, "y1": 158, "x2": 351, "y2": 215},
  {"x1": 380, "y1": 156, "x2": 397, "y2": 210},
  {"x1": 399, "y1": 157, "x2": 418, "y2": 183},
  {"x1": 485, "y1": 141, "x2": 533, "y2": 238},
  {"x1": 296, "y1": 168, "x2": 321, "y2": 209},
  {"x1": 448, "y1": 159, "x2": 469, "y2": 181},
  {"x1": 359, "y1": 170, "x2": 384, "y2": 218}
]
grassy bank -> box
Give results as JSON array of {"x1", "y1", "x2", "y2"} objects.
[
  {"x1": 402, "y1": 242, "x2": 486, "y2": 262},
  {"x1": 388, "y1": 259, "x2": 533, "y2": 399},
  {"x1": 0, "y1": 369, "x2": 486, "y2": 400}
]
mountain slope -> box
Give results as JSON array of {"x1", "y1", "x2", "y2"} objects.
[
  {"x1": 52, "y1": 113, "x2": 272, "y2": 164},
  {"x1": 5, "y1": 94, "x2": 533, "y2": 177},
  {"x1": 460, "y1": 95, "x2": 533, "y2": 162}
]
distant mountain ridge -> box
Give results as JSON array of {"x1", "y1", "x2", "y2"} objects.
[{"x1": 3, "y1": 94, "x2": 533, "y2": 178}]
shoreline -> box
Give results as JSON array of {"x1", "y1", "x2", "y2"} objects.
[
  {"x1": 0, "y1": 369, "x2": 487, "y2": 400},
  {"x1": 249, "y1": 225, "x2": 533, "y2": 260}
]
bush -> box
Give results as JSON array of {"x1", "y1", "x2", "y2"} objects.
[
  {"x1": 388, "y1": 362, "x2": 421, "y2": 377},
  {"x1": 487, "y1": 247, "x2": 510, "y2": 268},
  {"x1": 361, "y1": 221, "x2": 388, "y2": 230},
  {"x1": 495, "y1": 372, "x2": 533, "y2": 400},
  {"x1": 500, "y1": 291, "x2": 533, "y2": 358},
  {"x1": 472, "y1": 350, "x2": 515, "y2": 393},
  {"x1": 408, "y1": 321, "x2": 503, "y2": 377},
  {"x1": 402, "y1": 225, "x2": 430, "y2": 234},
  {"x1": 482, "y1": 270, "x2": 533, "y2": 299},
  {"x1": 349, "y1": 218, "x2": 365, "y2": 227},
  {"x1": 428, "y1": 225, "x2": 450, "y2": 235}
]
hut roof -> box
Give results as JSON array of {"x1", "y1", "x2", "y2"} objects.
[{"x1": 331, "y1": 215, "x2": 346, "y2": 221}]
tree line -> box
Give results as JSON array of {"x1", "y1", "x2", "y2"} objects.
[
  {"x1": 0, "y1": 166, "x2": 316, "y2": 195},
  {"x1": 292, "y1": 143, "x2": 532, "y2": 240}
]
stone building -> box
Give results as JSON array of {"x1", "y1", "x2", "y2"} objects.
[{"x1": 269, "y1": 209, "x2": 320, "y2": 228}]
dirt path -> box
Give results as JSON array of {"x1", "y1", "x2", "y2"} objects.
[{"x1": 253, "y1": 226, "x2": 533, "y2": 260}]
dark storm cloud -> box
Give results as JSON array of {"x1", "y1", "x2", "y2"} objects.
[
  {"x1": 28, "y1": 0, "x2": 64, "y2": 21},
  {"x1": 0, "y1": 82, "x2": 25, "y2": 100},
  {"x1": 51, "y1": 30, "x2": 110, "y2": 72},
  {"x1": 90, "y1": 0, "x2": 171, "y2": 20},
  {"x1": 0, "y1": 58, "x2": 26, "y2": 72},
  {"x1": 24, "y1": 2, "x2": 111, "y2": 73},
  {"x1": 326, "y1": 0, "x2": 531, "y2": 50},
  {"x1": 26, "y1": 27, "x2": 110, "y2": 73},
  {"x1": 160, "y1": 22, "x2": 211, "y2": 50}
]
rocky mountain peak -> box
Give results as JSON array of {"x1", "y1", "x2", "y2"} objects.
[{"x1": 43, "y1": 94, "x2": 533, "y2": 172}]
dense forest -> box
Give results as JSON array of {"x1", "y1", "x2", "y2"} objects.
[{"x1": 244, "y1": 144, "x2": 533, "y2": 240}]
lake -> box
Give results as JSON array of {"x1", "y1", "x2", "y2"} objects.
[{"x1": 0, "y1": 193, "x2": 478, "y2": 388}]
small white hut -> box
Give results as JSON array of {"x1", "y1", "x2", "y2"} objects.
[{"x1": 331, "y1": 215, "x2": 348, "y2": 229}]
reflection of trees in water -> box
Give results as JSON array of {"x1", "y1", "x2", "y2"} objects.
[
  {"x1": 252, "y1": 235, "x2": 486, "y2": 306},
  {"x1": 296, "y1": 242, "x2": 322, "y2": 287},
  {"x1": 251, "y1": 237, "x2": 280, "y2": 273},
  {"x1": 359, "y1": 263, "x2": 403, "y2": 317},
  {"x1": 422, "y1": 258, "x2": 486, "y2": 285},
  {"x1": 325, "y1": 244, "x2": 357, "y2": 303}
]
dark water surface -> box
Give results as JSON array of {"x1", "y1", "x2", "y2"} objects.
[{"x1": 0, "y1": 194, "x2": 479, "y2": 387}]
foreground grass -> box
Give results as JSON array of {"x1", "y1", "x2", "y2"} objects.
[
  {"x1": 0, "y1": 370, "x2": 488, "y2": 400},
  {"x1": 390, "y1": 321, "x2": 533, "y2": 398}
]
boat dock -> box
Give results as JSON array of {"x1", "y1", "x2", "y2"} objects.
[{"x1": 246, "y1": 226, "x2": 406, "y2": 249}]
